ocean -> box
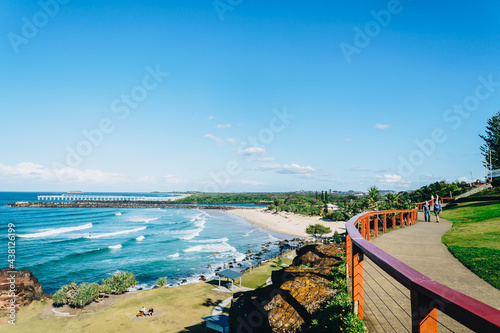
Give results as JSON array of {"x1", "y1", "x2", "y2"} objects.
[{"x1": 0, "y1": 192, "x2": 291, "y2": 293}]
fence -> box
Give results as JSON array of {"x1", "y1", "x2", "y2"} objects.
[{"x1": 346, "y1": 207, "x2": 500, "y2": 332}]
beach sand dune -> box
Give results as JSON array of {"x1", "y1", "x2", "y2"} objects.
[{"x1": 227, "y1": 208, "x2": 346, "y2": 238}]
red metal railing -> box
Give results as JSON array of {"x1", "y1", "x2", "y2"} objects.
[{"x1": 346, "y1": 207, "x2": 500, "y2": 332}]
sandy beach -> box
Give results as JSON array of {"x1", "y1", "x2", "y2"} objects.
[{"x1": 227, "y1": 208, "x2": 346, "y2": 238}]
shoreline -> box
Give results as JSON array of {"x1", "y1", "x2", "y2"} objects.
[{"x1": 226, "y1": 208, "x2": 347, "y2": 238}]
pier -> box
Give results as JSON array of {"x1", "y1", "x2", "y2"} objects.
[{"x1": 37, "y1": 195, "x2": 167, "y2": 202}]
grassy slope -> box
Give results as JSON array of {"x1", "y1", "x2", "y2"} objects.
[
  {"x1": 441, "y1": 200, "x2": 500, "y2": 289},
  {"x1": 0, "y1": 258, "x2": 290, "y2": 333}
]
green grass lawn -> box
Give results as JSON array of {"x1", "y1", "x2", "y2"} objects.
[
  {"x1": 0, "y1": 258, "x2": 290, "y2": 333},
  {"x1": 241, "y1": 257, "x2": 293, "y2": 289},
  {"x1": 441, "y1": 200, "x2": 500, "y2": 289}
]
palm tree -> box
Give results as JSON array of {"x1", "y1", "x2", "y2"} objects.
[
  {"x1": 385, "y1": 192, "x2": 399, "y2": 209},
  {"x1": 367, "y1": 186, "x2": 381, "y2": 210}
]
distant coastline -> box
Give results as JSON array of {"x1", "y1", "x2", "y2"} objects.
[{"x1": 7, "y1": 201, "x2": 250, "y2": 210}]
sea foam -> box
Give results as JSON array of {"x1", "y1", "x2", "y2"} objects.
[
  {"x1": 183, "y1": 241, "x2": 237, "y2": 254},
  {"x1": 87, "y1": 226, "x2": 146, "y2": 239},
  {"x1": 109, "y1": 244, "x2": 122, "y2": 249},
  {"x1": 136, "y1": 236, "x2": 145, "y2": 241},
  {"x1": 18, "y1": 223, "x2": 93, "y2": 238}
]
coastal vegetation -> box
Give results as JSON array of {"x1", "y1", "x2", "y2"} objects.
[
  {"x1": 52, "y1": 272, "x2": 137, "y2": 308},
  {"x1": 305, "y1": 224, "x2": 332, "y2": 238},
  {"x1": 311, "y1": 254, "x2": 366, "y2": 332},
  {"x1": 441, "y1": 200, "x2": 500, "y2": 289}
]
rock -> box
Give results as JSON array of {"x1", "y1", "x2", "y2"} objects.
[
  {"x1": 212, "y1": 252, "x2": 221, "y2": 255},
  {"x1": 245, "y1": 250, "x2": 253, "y2": 254},
  {"x1": 0, "y1": 268, "x2": 43, "y2": 313},
  {"x1": 207, "y1": 265, "x2": 212, "y2": 269},
  {"x1": 229, "y1": 243, "x2": 345, "y2": 333},
  {"x1": 199, "y1": 275, "x2": 207, "y2": 282},
  {"x1": 180, "y1": 279, "x2": 188, "y2": 284}
]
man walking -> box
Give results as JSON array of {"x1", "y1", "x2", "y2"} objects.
[{"x1": 423, "y1": 201, "x2": 431, "y2": 222}]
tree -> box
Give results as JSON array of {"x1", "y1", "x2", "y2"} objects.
[
  {"x1": 479, "y1": 111, "x2": 500, "y2": 173},
  {"x1": 367, "y1": 186, "x2": 381, "y2": 209},
  {"x1": 305, "y1": 224, "x2": 332, "y2": 239},
  {"x1": 385, "y1": 192, "x2": 398, "y2": 208}
]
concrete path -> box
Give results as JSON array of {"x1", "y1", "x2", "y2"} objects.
[
  {"x1": 362, "y1": 213, "x2": 500, "y2": 333},
  {"x1": 212, "y1": 297, "x2": 233, "y2": 316}
]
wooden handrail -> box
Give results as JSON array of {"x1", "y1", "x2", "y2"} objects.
[{"x1": 346, "y1": 208, "x2": 500, "y2": 332}]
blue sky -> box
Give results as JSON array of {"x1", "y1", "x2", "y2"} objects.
[{"x1": 1, "y1": 0, "x2": 500, "y2": 192}]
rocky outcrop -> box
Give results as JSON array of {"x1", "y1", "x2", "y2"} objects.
[
  {"x1": 229, "y1": 243, "x2": 345, "y2": 333},
  {"x1": 0, "y1": 268, "x2": 44, "y2": 312}
]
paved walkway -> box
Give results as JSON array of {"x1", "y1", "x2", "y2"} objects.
[
  {"x1": 212, "y1": 297, "x2": 233, "y2": 316},
  {"x1": 362, "y1": 213, "x2": 500, "y2": 333}
]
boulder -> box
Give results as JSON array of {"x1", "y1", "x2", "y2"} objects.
[
  {"x1": 229, "y1": 243, "x2": 345, "y2": 333},
  {"x1": 0, "y1": 268, "x2": 43, "y2": 313}
]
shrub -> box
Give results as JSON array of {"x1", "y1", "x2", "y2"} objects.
[
  {"x1": 69, "y1": 283, "x2": 100, "y2": 308},
  {"x1": 157, "y1": 277, "x2": 166, "y2": 287},
  {"x1": 52, "y1": 282, "x2": 77, "y2": 306},
  {"x1": 333, "y1": 230, "x2": 341, "y2": 243},
  {"x1": 52, "y1": 290, "x2": 67, "y2": 306},
  {"x1": 101, "y1": 272, "x2": 137, "y2": 294},
  {"x1": 311, "y1": 291, "x2": 366, "y2": 332}
]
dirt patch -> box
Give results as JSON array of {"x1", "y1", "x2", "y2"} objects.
[{"x1": 53, "y1": 292, "x2": 139, "y2": 316}]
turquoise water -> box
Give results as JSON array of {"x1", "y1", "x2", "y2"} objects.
[{"x1": 0, "y1": 192, "x2": 289, "y2": 293}]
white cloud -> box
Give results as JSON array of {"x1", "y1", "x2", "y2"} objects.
[
  {"x1": 216, "y1": 124, "x2": 232, "y2": 129},
  {"x1": 376, "y1": 174, "x2": 411, "y2": 187},
  {"x1": 204, "y1": 133, "x2": 223, "y2": 144},
  {"x1": 226, "y1": 138, "x2": 242, "y2": 145},
  {"x1": 420, "y1": 174, "x2": 440, "y2": 181},
  {"x1": 375, "y1": 123, "x2": 390, "y2": 130},
  {"x1": 239, "y1": 179, "x2": 266, "y2": 185},
  {"x1": 258, "y1": 163, "x2": 317, "y2": 174},
  {"x1": 0, "y1": 162, "x2": 124, "y2": 183},
  {"x1": 343, "y1": 138, "x2": 352, "y2": 142},
  {"x1": 257, "y1": 157, "x2": 275, "y2": 162},
  {"x1": 208, "y1": 115, "x2": 215, "y2": 120},
  {"x1": 165, "y1": 174, "x2": 184, "y2": 184},
  {"x1": 457, "y1": 177, "x2": 469, "y2": 182},
  {"x1": 238, "y1": 147, "x2": 267, "y2": 156}
]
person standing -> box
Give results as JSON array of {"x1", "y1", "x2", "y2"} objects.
[
  {"x1": 434, "y1": 200, "x2": 442, "y2": 223},
  {"x1": 423, "y1": 201, "x2": 431, "y2": 222}
]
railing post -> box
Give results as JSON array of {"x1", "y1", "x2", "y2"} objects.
[
  {"x1": 410, "y1": 289, "x2": 438, "y2": 333},
  {"x1": 400, "y1": 212, "x2": 404, "y2": 227},
  {"x1": 346, "y1": 234, "x2": 352, "y2": 278},
  {"x1": 360, "y1": 219, "x2": 365, "y2": 240},
  {"x1": 352, "y1": 246, "x2": 364, "y2": 319},
  {"x1": 366, "y1": 217, "x2": 371, "y2": 241},
  {"x1": 374, "y1": 216, "x2": 378, "y2": 237},
  {"x1": 383, "y1": 213, "x2": 387, "y2": 233},
  {"x1": 392, "y1": 215, "x2": 396, "y2": 230}
]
